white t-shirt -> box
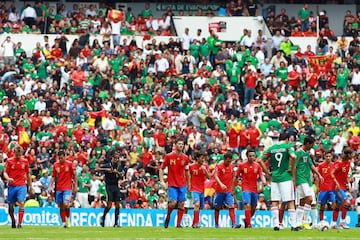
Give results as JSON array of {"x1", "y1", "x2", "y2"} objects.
[
  {"x1": 2, "y1": 41, "x2": 14, "y2": 57},
  {"x1": 110, "y1": 21, "x2": 121, "y2": 35},
  {"x1": 181, "y1": 34, "x2": 192, "y2": 51}
]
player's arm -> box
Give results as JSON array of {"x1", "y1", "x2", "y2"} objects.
[
  {"x1": 310, "y1": 164, "x2": 324, "y2": 183},
  {"x1": 257, "y1": 158, "x2": 271, "y2": 176},
  {"x1": 26, "y1": 169, "x2": 34, "y2": 194},
  {"x1": 330, "y1": 165, "x2": 340, "y2": 191},
  {"x1": 159, "y1": 155, "x2": 168, "y2": 189},
  {"x1": 214, "y1": 168, "x2": 226, "y2": 190},
  {"x1": 185, "y1": 165, "x2": 190, "y2": 191},
  {"x1": 289, "y1": 153, "x2": 297, "y2": 186},
  {"x1": 202, "y1": 165, "x2": 212, "y2": 179},
  {"x1": 258, "y1": 166, "x2": 267, "y2": 185},
  {"x1": 73, "y1": 171, "x2": 78, "y2": 193},
  {"x1": 48, "y1": 175, "x2": 55, "y2": 193}
]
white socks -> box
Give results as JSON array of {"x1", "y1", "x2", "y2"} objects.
[{"x1": 271, "y1": 206, "x2": 279, "y2": 228}]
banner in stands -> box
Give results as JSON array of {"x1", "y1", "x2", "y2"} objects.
[
  {"x1": 208, "y1": 21, "x2": 227, "y2": 33},
  {"x1": 0, "y1": 207, "x2": 357, "y2": 227},
  {"x1": 155, "y1": 3, "x2": 220, "y2": 12}
]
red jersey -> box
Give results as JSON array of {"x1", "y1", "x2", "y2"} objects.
[
  {"x1": 236, "y1": 161, "x2": 263, "y2": 193},
  {"x1": 189, "y1": 163, "x2": 209, "y2": 192},
  {"x1": 228, "y1": 128, "x2": 239, "y2": 148},
  {"x1": 161, "y1": 152, "x2": 189, "y2": 187},
  {"x1": 141, "y1": 152, "x2": 153, "y2": 167},
  {"x1": 333, "y1": 159, "x2": 351, "y2": 190},
  {"x1": 248, "y1": 127, "x2": 261, "y2": 147},
  {"x1": 154, "y1": 131, "x2": 166, "y2": 147},
  {"x1": 152, "y1": 95, "x2": 165, "y2": 107},
  {"x1": 317, "y1": 161, "x2": 335, "y2": 191},
  {"x1": 52, "y1": 160, "x2": 76, "y2": 191},
  {"x1": 245, "y1": 72, "x2": 257, "y2": 89},
  {"x1": 214, "y1": 162, "x2": 234, "y2": 193},
  {"x1": 307, "y1": 73, "x2": 318, "y2": 88},
  {"x1": 4, "y1": 157, "x2": 29, "y2": 186}
]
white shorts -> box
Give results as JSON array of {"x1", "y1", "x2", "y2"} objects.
[
  {"x1": 271, "y1": 180, "x2": 295, "y2": 202},
  {"x1": 296, "y1": 183, "x2": 315, "y2": 203},
  {"x1": 184, "y1": 198, "x2": 194, "y2": 209}
]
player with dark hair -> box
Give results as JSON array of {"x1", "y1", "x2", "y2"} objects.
[
  {"x1": 294, "y1": 136, "x2": 323, "y2": 230},
  {"x1": 48, "y1": 149, "x2": 78, "y2": 228},
  {"x1": 236, "y1": 149, "x2": 266, "y2": 228},
  {"x1": 188, "y1": 151, "x2": 211, "y2": 228},
  {"x1": 259, "y1": 132, "x2": 298, "y2": 231},
  {"x1": 160, "y1": 137, "x2": 190, "y2": 228},
  {"x1": 213, "y1": 151, "x2": 240, "y2": 228},
  {"x1": 4, "y1": 146, "x2": 34, "y2": 228},
  {"x1": 317, "y1": 151, "x2": 335, "y2": 223},
  {"x1": 330, "y1": 147, "x2": 353, "y2": 229},
  {"x1": 99, "y1": 152, "x2": 124, "y2": 227}
]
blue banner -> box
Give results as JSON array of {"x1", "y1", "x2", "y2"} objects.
[{"x1": 0, "y1": 207, "x2": 357, "y2": 227}]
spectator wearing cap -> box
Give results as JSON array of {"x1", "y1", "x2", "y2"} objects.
[{"x1": 39, "y1": 169, "x2": 51, "y2": 191}]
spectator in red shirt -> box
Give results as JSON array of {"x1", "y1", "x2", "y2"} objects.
[
  {"x1": 244, "y1": 68, "x2": 258, "y2": 106},
  {"x1": 70, "y1": 66, "x2": 87, "y2": 96},
  {"x1": 152, "y1": 90, "x2": 165, "y2": 110}
]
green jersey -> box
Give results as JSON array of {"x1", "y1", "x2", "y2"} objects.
[
  {"x1": 78, "y1": 175, "x2": 90, "y2": 193},
  {"x1": 295, "y1": 148, "x2": 313, "y2": 186},
  {"x1": 261, "y1": 143, "x2": 295, "y2": 182}
]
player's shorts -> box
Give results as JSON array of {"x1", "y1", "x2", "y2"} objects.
[
  {"x1": 7, "y1": 186, "x2": 27, "y2": 204},
  {"x1": 56, "y1": 190, "x2": 72, "y2": 205},
  {"x1": 106, "y1": 185, "x2": 121, "y2": 202},
  {"x1": 271, "y1": 180, "x2": 295, "y2": 202},
  {"x1": 192, "y1": 191, "x2": 205, "y2": 208},
  {"x1": 242, "y1": 191, "x2": 258, "y2": 206},
  {"x1": 214, "y1": 192, "x2": 234, "y2": 208},
  {"x1": 168, "y1": 186, "x2": 186, "y2": 202},
  {"x1": 318, "y1": 191, "x2": 335, "y2": 205},
  {"x1": 296, "y1": 183, "x2": 314, "y2": 200},
  {"x1": 184, "y1": 197, "x2": 194, "y2": 209},
  {"x1": 333, "y1": 189, "x2": 348, "y2": 204}
]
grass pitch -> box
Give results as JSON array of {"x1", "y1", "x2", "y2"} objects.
[{"x1": 0, "y1": 226, "x2": 359, "y2": 239}]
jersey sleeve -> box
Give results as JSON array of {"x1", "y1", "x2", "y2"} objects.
[
  {"x1": 257, "y1": 163, "x2": 263, "y2": 177},
  {"x1": 4, "y1": 160, "x2": 10, "y2": 173},
  {"x1": 235, "y1": 163, "x2": 242, "y2": 177},
  {"x1": 51, "y1": 163, "x2": 57, "y2": 177},
  {"x1": 161, "y1": 154, "x2": 169, "y2": 170}
]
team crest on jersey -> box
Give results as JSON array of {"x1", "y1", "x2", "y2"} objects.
[
  {"x1": 11, "y1": 165, "x2": 15, "y2": 169},
  {"x1": 244, "y1": 168, "x2": 247, "y2": 173},
  {"x1": 21, "y1": 164, "x2": 25, "y2": 169},
  {"x1": 222, "y1": 169, "x2": 226, "y2": 174},
  {"x1": 56, "y1": 167, "x2": 60, "y2": 173},
  {"x1": 254, "y1": 167, "x2": 258, "y2": 173},
  {"x1": 181, "y1": 160, "x2": 185, "y2": 166},
  {"x1": 65, "y1": 166, "x2": 69, "y2": 172}
]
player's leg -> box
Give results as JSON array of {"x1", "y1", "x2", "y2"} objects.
[
  {"x1": 63, "y1": 190, "x2": 72, "y2": 228},
  {"x1": 331, "y1": 190, "x2": 341, "y2": 228},
  {"x1": 55, "y1": 191, "x2": 66, "y2": 226},
  {"x1": 310, "y1": 188, "x2": 318, "y2": 228},
  {"x1": 224, "y1": 192, "x2": 238, "y2": 228},
  {"x1": 249, "y1": 192, "x2": 258, "y2": 228},
  {"x1": 176, "y1": 186, "x2": 187, "y2": 228},
  {"x1": 213, "y1": 193, "x2": 224, "y2": 228},
  {"x1": 243, "y1": 191, "x2": 252, "y2": 228},
  {"x1": 192, "y1": 192, "x2": 201, "y2": 228},
  {"x1": 164, "y1": 186, "x2": 178, "y2": 228},
  {"x1": 114, "y1": 201, "x2": 121, "y2": 227},
  {"x1": 280, "y1": 180, "x2": 296, "y2": 230},
  {"x1": 114, "y1": 188, "x2": 122, "y2": 227},
  {"x1": 278, "y1": 202, "x2": 286, "y2": 229},
  {"x1": 16, "y1": 186, "x2": 27, "y2": 228},
  {"x1": 101, "y1": 187, "x2": 113, "y2": 227},
  {"x1": 339, "y1": 190, "x2": 350, "y2": 229},
  {"x1": 270, "y1": 182, "x2": 281, "y2": 230},
  {"x1": 318, "y1": 191, "x2": 328, "y2": 221},
  {"x1": 7, "y1": 186, "x2": 16, "y2": 228}
]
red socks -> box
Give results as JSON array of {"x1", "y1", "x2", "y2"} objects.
[
  {"x1": 214, "y1": 209, "x2": 220, "y2": 226},
  {"x1": 333, "y1": 209, "x2": 339, "y2": 222},
  {"x1": 320, "y1": 209, "x2": 324, "y2": 221},
  {"x1": 193, "y1": 210, "x2": 200, "y2": 226},
  {"x1": 176, "y1": 209, "x2": 184, "y2": 227},
  {"x1": 18, "y1": 209, "x2": 24, "y2": 225},
  {"x1": 66, "y1": 208, "x2": 70, "y2": 218},
  {"x1": 229, "y1": 208, "x2": 235, "y2": 226},
  {"x1": 60, "y1": 209, "x2": 66, "y2": 223},
  {"x1": 341, "y1": 206, "x2": 348, "y2": 220},
  {"x1": 279, "y1": 208, "x2": 284, "y2": 224},
  {"x1": 245, "y1": 209, "x2": 251, "y2": 226},
  {"x1": 166, "y1": 206, "x2": 173, "y2": 221}
]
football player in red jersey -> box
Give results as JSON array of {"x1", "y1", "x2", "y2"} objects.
[
  {"x1": 188, "y1": 151, "x2": 211, "y2": 228},
  {"x1": 160, "y1": 137, "x2": 190, "y2": 228},
  {"x1": 4, "y1": 146, "x2": 34, "y2": 228},
  {"x1": 236, "y1": 149, "x2": 266, "y2": 228},
  {"x1": 213, "y1": 151, "x2": 240, "y2": 228},
  {"x1": 330, "y1": 147, "x2": 353, "y2": 229},
  {"x1": 48, "y1": 149, "x2": 78, "y2": 228},
  {"x1": 317, "y1": 151, "x2": 336, "y2": 222}
]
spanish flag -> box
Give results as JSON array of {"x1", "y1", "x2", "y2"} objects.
[
  {"x1": 107, "y1": 9, "x2": 124, "y2": 23},
  {"x1": 229, "y1": 122, "x2": 242, "y2": 134},
  {"x1": 117, "y1": 118, "x2": 130, "y2": 127},
  {"x1": 88, "y1": 110, "x2": 107, "y2": 128}
]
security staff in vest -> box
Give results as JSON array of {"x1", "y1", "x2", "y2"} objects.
[{"x1": 99, "y1": 151, "x2": 124, "y2": 227}]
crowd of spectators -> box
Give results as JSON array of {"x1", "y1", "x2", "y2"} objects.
[{"x1": 0, "y1": 1, "x2": 359, "y2": 213}]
